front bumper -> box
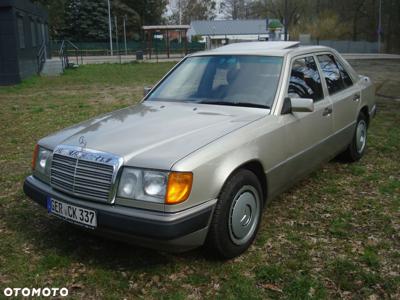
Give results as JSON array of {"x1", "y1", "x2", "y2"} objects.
[{"x1": 23, "y1": 176, "x2": 216, "y2": 252}]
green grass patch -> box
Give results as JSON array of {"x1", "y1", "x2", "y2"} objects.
[
  {"x1": 328, "y1": 258, "x2": 360, "y2": 291},
  {"x1": 379, "y1": 178, "x2": 400, "y2": 195},
  {"x1": 255, "y1": 264, "x2": 285, "y2": 283},
  {"x1": 361, "y1": 247, "x2": 380, "y2": 269},
  {"x1": 329, "y1": 213, "x2": 352, "y2": 238},
  {"x1": 284, "y1": 275, "x2": 327, "y2": 300}
]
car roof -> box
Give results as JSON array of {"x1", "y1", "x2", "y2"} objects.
[{"x1": 190, "y1": 42, "x2": 331, "y2": 57}]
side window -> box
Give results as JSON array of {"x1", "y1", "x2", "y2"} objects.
[
  {"x1": 336, "y1": 60, "x2": 353, "y2": 88},
  {"x1": 317, "y1": 54, "x2": 346, "y2": 94},
  {"x1": 288, "y1": 56, "x2": 324, "y2": 102},
  {"x1": 17, "y1": 16, "x2": 25, "y2": 49}
]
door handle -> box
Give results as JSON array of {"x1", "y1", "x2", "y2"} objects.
[
  {"x1": 353, "y1": 94, "x2": 361, "y2": 102},
  {"x1": 322, "y1": 107, "x2": 333, "y2": 116}
]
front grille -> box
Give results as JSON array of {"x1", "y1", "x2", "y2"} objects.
[{"x1": 50, "y1": 146, "x2": 120, "y2": 202}]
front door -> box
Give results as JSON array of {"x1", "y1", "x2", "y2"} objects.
[{"x1": 279, "y1": 55, "x2": 334, "y2": 186}]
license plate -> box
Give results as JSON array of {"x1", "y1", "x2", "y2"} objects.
[{"x1": 47, "y1": 197, "x2": 97, "y2": 228}]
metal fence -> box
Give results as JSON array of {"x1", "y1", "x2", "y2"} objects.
[
  {"x1": 50, "y1": 40, "x2": 206, "y2": 57},
  {"x1": 302, "y1": 39, "x2": 379, "y2": 53}
]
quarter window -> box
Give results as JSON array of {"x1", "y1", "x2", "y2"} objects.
[
  {"x1": 336, "y1": 60, "x2": 353, "y2": 88},
  {"x1": 317, "y1": 54, "x2": 351, "y2": 94},
  {"x1": 288, "y1": 56, "x2": 324, "y2": 102}
]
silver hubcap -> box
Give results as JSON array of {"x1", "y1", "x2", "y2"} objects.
[
  {"x1": 228, "y1": 186, "x2": 260, "y2": 245},
  {"x1": 356, "y1": 120, "x2": 367, "y2": 154}
]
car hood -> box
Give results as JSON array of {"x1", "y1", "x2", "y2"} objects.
[{"x1": 40, "y1": 101, "x2": 266, "y2": 170}]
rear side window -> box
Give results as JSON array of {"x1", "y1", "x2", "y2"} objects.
[
  {"x1": 336, "y1": 60, "x2": 353, "y2": 88},
  {"x1": 317, "y1": 54, "x2": 352, "y2": 94},
  {"x1": 288, "y1": 56, "x2": 324, "y2": 102}
]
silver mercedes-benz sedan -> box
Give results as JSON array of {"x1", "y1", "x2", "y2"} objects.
[{"x1": 24, "y1": 42, "x2": 376, "y2": 259}]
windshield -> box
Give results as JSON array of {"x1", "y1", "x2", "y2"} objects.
[{"x1": 147, "y1": 55, "x2": 283, "y2": 109}]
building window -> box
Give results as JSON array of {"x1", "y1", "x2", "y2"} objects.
[
  {"x1": 45, "y1": 24, "x2": 49, "y2": 42},
  {"x1": 17, "y1": 16, "x2": 25, "y2": 49},
  {"x1": 31, "y1": 20, "x2": 37, "y2": 47},
  {"x1": 41, "y1": 23, "x2": 45, "y2": 43},
  {"x1": 37, "y1": 22, "x2": 42, "y2": 44}
]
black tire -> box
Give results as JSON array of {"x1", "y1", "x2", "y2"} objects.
[
  {"x1": 204, "y1": 169, "x2": 263, "y2": 259},
  {"x1": 340, "y1": 111, "x2": 368, "y2": 162}
]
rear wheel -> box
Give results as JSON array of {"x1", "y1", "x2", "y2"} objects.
[
  {"x1": 340, "y1": 111, "x2": 368, "y2": 162},
  {"x1": 205, "y1": 169, "x2": 263, "y2": 259}
]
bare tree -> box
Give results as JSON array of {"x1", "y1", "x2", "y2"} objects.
[
  {"x1": 187, "y1": 0, "x2": 216, "y2": 23},
  {"x1": 220, "y1": 0, "x2": 251, "y2": 20}
]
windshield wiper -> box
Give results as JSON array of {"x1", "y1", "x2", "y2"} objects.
[{"x1": 199, "y1": 101, "x2": 270, "y2": 109}]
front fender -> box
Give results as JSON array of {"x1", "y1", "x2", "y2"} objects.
[
  {"x1": 168, "y1": 139, "x2": 261, "y2": 213},
  {"x1": 166, "y1": 116, "x2": 287, "y2": 213}
]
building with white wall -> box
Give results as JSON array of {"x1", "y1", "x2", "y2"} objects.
[{"x1": 187, "y1": 19, "x2": 285, "y2": 49}]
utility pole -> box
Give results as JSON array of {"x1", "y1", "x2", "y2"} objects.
[
  {"x1": 316, "y1": 0, "x2": 320, "y2": 45},
  {"x1": 107, "y1": 0, "x2": 113, "y2": 56},
  {"x1": 284, "y1": 0, "x2": 288, "y2": 41},
  {"x1": 115, "y1": 15, "x2": 120, "y2": 63},
  {"x1": 178, "y1": 0, "x2": 182, "y2": 25},
  {"x1": 178, "y1": 0, "x2": 182, "y2": 43},
  {"x1": 378, "y1": 0, "x2": 382, "y2": 53},
  {"x1": 123, "y1": 15, "x2": 127, "y2": 56}
]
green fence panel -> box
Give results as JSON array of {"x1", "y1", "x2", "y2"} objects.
[{"x1": 52, "y1": 40, "x2": 205, "y2": 55}]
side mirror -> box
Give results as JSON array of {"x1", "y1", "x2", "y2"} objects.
[
  {"x1": 143, "y1": 86, "x2": 152, "y2": 96},
  {"x1": 282, "y1": 97, "x2": 314, "y2": 114},
  {"x1": 291, "y1": 97, "x2": 314, "y2": 112},
  {"x1": 281, "y1": 97, "x2": 292, "y2": 114}
]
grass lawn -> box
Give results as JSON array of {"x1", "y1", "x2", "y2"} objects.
[{"x1": 0, "y1": 61, "x2": 399, "y2": 299}]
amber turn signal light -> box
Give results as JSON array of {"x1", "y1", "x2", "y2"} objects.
[
  {"x1": 31, "y1": 144, "x2": 39, "y2": 170},
  {"x1": 166, "y1": 172, "x2": 193, "y2": 204}
]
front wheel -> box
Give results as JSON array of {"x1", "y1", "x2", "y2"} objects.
[
  {"x1": 340, "y1": 111, "x2": 368, "y2": 162},
  {"x1": 204, "y1": 169, "x2": 263, "y2": 259}
]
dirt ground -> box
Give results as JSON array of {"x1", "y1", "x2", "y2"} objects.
[{"x1": 349, "y1": 59, "x2": 400, "y2": 100}]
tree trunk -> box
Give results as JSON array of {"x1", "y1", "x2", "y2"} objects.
[
  {"x1": 386, "y1": 0, "x2": 393, "y2": 52},
  {"x1": 352, "y1": 15, "x2": 358, "y2": 41},
  {"x1": 316, "y1": 0, "x2": 320, "y2": 45},
  {"x1": 352, "y1": 0, "x2": 367, "y2": 42}
]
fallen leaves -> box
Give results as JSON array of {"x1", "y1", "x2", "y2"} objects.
[{"x1": 260, "y1": 283, "x2": 283, "y2": 293}]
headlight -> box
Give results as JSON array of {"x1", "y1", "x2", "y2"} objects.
[
  {"x1": 32, "y1": 144, "x2": 52, "y2": 182},
  {"x1": 117, "y1": 168, "x2": 141, "y2": 199},
  {"x1": 117, "y1": 168, "x2": 192, "y2": 204},
  {"x1": 117, "y1": 168, "x2": 167, "y2": 203},
  {"x1": 143, "y1": 171, "x2": 167, "y2": 197}
]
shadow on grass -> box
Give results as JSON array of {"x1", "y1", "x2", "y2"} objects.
[{"x1": 3, "y1": 193, "x2": 204, "y2": 274}]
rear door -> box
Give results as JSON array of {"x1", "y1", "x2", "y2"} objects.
[{"x1": 316, "y1": 53, "x2": 360, "y2": 152}]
